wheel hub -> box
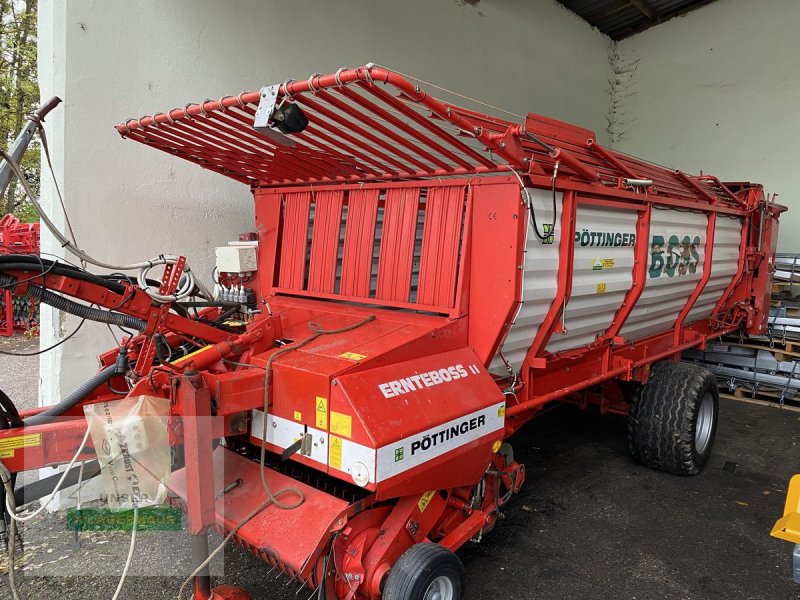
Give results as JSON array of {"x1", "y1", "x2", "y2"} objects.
[
  {"x1": 695, "y1": 391, "x2": 714, "y2": 454},
  {"x1": 425, "y1": 575, "x2": 454, "y2": 600}
]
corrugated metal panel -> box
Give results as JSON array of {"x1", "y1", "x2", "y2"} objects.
[
  {"x1": 685, "y1": 215, "x2": 742, "y2": 323},
  {"x1": 547, "y1": 206, "x2": 637, "y2": 354},
  {"x1": 619, "y1": 207, "x2": 708, "y2": 341},
  {"x1": 490, "y1": 189, "x2": 561, "y2": 375},
  {"x1": 555, "y1": 0, "x2": 721, "y2": 40}
]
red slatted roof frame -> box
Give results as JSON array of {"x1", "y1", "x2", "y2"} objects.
[{"x1": 116, "y1": 64, "x2": 745, "y2": 209}]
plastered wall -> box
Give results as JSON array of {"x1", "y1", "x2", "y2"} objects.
[
  {"x1": 36, "y1": 0, "x2": 612, "y2": 404},
  {"x1": 612, "y1": 0, "x2": 799, "y2": 251}
]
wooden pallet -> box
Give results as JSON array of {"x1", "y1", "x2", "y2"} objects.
[
  {"x1": 772, "y1": 281, "x2": 800, "y2": 293},
  {"x1": 719, "y1": 391, "x2": 800, "y2": 413},
  {"x1": 721, "y1": 336, "x2": 800, "y2": 362},
  {"x1": 718, "y1": 384, "x2": 800, "y2": 411}
]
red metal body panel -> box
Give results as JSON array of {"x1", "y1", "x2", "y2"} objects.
[
  {"x1": 417, "y1": 186, "x2": 466, "y2": 307},
  {"x1": 340, "y1": 188, "x2": 380, "y2": 297},
  {"x1": 307, "y1": 190, "x2": 344, "y2": 293},
  {"x1": 170, "y1": 447, "x2": 348, "y2": 580},
  {"x1": 376, "y1": 187, "x2": 419, "y2": 303}
]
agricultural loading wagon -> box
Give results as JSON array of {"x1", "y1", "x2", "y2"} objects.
[{"x1": 0, "y1": 65, "x2": 787, "y2": 600}]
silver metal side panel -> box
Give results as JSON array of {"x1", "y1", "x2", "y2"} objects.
[
  {"x1": 685, "y1": 215, "x2": 743, "y2": 323},
  {"x1": 546, "y1": 206, "x2": 637, "y2": 354},
  {"x1": 490, "y1": 188, "x2": 560, "y2": 375},
  {"x1": 620, "y1": 207, "x2": 707, "y2": 341}
]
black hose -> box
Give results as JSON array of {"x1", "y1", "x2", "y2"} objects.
[
  {"x1": 23, "y1": 365, "x2": 116, "y2": 426},
  {"x1": 0, "y1": 256, "x2": 126, "y2": 294},
  {"x1": 0, "y1": 389, "x2": 23, "y2": 429},
  {"x1": 0, "y1": 273, "x2": 146, "y2": 331}
]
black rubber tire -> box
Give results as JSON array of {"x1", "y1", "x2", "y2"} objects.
[
  {"x1": 628, "y1": 360, "x2": 719, "y2": 476},
  {"x1": 383, "y1": 543, "x2": 465, "y2": 600}
]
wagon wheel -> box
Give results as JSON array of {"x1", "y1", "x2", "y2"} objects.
[
  {"x1": 383, "y1": 543, "x2": 464, "y2": 600},
  {"x1": 628, "y1": 360, "x2": 719, "y2": 475}
]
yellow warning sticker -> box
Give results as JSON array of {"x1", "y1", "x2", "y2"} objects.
[
  {"x1": 329, "y1": 435, "x2": 343, "y2": 470},
  {"x1": 592, "y1": 258, "x2": 615, "y2": 270},
  {"x1": 497, "y1": 405, "x2": 506, "y2": 417},
  {"x1": 596, "y1": 282, "x2": 607, "y2": 294},
  {"x1": 330, "y1": 411, "x2": 352, "y2": 438},
  {"x1": 0, "y1": 433, "x2": 42, "y2": 459},
  {"x1": 293, "y1": 411, "x2": 302, "y2": 422},
  {"x1": 339, "y1": 352, "x2": 367, "y2": 361},
  {"x1": 418, "y1": 490, "x2": 436, "y2": 512},
  {"x1": 315, "y1": 396, "x2": 328, "y2": 429}
]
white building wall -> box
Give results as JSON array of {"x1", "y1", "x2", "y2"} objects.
[
  {"x1": 37, "y1": 0, "x2": 612, "y2": 401},
  {"x1": 612, "y1": 0, "x2": 800, "y2": 251}
]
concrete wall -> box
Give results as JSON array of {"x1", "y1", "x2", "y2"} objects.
[
  {"x1": 612, "y1": 0, "x2": 799, "y2": 251},
  {"x1": 37, "y1": 0, "x2": 612, "y2": 401}
]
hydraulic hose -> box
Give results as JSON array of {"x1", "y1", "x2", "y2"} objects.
[
  {"x1": 0, "y1": 256, "x2": 126, "y2": 294},
  {"x1": 23, "y1": 365, "x2": 116, "y2": 426},
  {"x1": 0, "y1": 273, "x2": 146, "y2": 331}
]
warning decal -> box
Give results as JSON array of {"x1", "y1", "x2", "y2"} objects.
[
  {"x1": 592, "y1": 258, "x2": 616, "y2": 270},
  {"x1": 315, "y1": 396, "x2": 328, "y2": 429},
  {"x1": 0, "y1": 433, "x2": 42, "y2": 459},
  {"x1": 330, "y1": 411, "x2": 352, "y2": 438},
  {"x1": 418, "y1": 490, "x2": 436, "y2": 512},
  {"x1": 329, "y1": 435, "x2": 343, "y2": 469}
]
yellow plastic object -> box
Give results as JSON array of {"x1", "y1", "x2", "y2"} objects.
[{"x1": 772, "y1": 474, "x2": 800, "y2": 544}]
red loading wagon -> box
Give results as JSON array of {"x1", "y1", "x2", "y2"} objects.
[{"x1": 0, "y1": 64, "x2": 785, "y2": 600}]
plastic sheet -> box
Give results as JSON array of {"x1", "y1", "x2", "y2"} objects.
[{"x1": 84, "y1": 395, "x2": 170, "y2": 511}]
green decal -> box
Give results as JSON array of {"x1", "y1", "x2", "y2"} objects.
[
  {"x1": 649, "y1": 234, "x2": 702, "y2": 279},
  {"x1": 542, "y1": 223, "x2": 554, "y2": 245}
]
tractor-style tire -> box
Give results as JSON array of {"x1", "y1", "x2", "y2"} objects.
[
  {"x1": 383, "y1": 543, "x2": 465, "y2": 600},
  {"x1": 628, "y1": 360, "x2": 719, "y2": 476}
]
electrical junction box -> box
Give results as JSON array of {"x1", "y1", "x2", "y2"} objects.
[{"x1": 216, "y1": 245, "x2": 257, "y2": 274}]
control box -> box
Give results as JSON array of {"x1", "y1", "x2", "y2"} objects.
[{"x1": 215, "y1": 245, "x2": 257, "y2": 274}]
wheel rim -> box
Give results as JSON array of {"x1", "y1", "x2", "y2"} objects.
[
  {"x1": 424, "y1": 575, "x2": 454, "y2": 600},
  {"x1": 695, "y1": 392, "x2": 714, "y2": 454}
]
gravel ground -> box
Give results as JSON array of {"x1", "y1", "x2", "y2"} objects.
[{"x1": 1, "y1": 334, "x2": 798, "y2": 599}]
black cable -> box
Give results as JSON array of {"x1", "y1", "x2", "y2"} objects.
[
  {"x1": 0, "y1": 257, "x2": 126, "y2": 294},
  {"x1": 527, "y1": 164, "x2": 559, "y2": 242},
  {"x1": 0, "y1": 389, "x2": 22, "y2": 429},
  {"x1": 0, "y1": 318, "x2": 85, "y2": 356},
  {"x1": 107, "y1": 378, "x2": 130, "y2": 396},
  {"x1": 0, "y1": 256, "x2": 57, "y2": 290},
  {"x1": 221, "y1": 357, "x2": 265, "y2": 370}
]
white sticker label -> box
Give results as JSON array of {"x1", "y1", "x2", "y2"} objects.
[{"x1": 375, "y1": 402, "x2": 505, "y2": 482}]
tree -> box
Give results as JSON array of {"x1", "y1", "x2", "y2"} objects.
[{"x1": 0, "y1": 0, "x2": 39, "y2": 221}]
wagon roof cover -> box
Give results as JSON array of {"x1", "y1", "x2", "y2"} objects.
[{"x1": 116, "y1": 64, "x2": 747, "y2": 208}]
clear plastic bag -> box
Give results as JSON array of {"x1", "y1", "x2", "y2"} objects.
[{"x1": 84, "y1": 395, "x2": 171, "y2": 511}]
